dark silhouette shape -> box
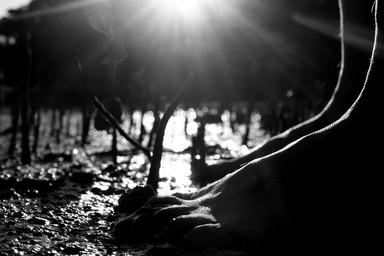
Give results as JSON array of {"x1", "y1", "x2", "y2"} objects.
[
  {"x1": 74, "y1": 60, "x2": 152, "y2": 160},
  {"x1": 94, "y1": 97, "x2": 123, "y2": 164},
  {"x1": 111, "y1": 0, "x2": 382, "y2": 254},
  {"x1": 146, "y1": 73, "x2": 195, "y2": 192},
  {"x1": 202, "y1": 0, "x2": 378, "y2": 183},
  {"x1": 20, "y1": 33, "x2": 32, "y2": 165},
  {"x1": 76, "y1": 60, "x2": 195, "y2": 192},
  {"x1": 7, "y1": 101, "x2": 20, "y2": 156},
  {"x1": 93, "y1": 97, "x2": 123, "y2": 131},
  {"x1": 80, "y1": 105, "x2": 92, "y2": 147}
]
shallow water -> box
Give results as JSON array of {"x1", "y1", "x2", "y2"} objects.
[{"x1": 0, "y1": 108, "x2": 268, "y2": 255}]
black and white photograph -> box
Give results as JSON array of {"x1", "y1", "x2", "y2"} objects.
[{"x1": 0, "y1": 0, "x2": 381, "y2": 255}]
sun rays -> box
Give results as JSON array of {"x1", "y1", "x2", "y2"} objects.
[
  {"x1": 109, "y1": 0, "x2": 280, "y2": 94},
  {"x1": 3, "y1": 0, "x2": 341, "y2": 105}
]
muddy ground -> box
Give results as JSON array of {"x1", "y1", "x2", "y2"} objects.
[{"x1": 0, "y1": 111, "x2": 267, "y2": 255}]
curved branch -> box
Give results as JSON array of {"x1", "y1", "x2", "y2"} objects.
[
  {"x1": 146, "y1": 73, "x2": 195, "y2": 192},
  {"x1": 73, "y1": 60, "x2": 152, "y2": 161}
]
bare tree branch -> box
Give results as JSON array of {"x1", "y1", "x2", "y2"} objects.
[
  {"x1": 146, "y1": 73, "x2": 195, "y2": 192},
  {"x1": 73, "y1": 60, "x2": 152, "y2": 161}
]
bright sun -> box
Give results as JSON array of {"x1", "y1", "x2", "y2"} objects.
[
  {"x1": 159, "y1": 0, "x2": 205, "y2": 22},
  {"x1": 107, "y1": 0, "x2": 277, "y2": 94}
]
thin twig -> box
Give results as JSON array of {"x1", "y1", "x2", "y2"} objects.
[{"x1": 73, "y1": 60, "x2": 152, "y2": 161}]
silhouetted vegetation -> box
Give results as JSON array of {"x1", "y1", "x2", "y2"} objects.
[
  {"x1": 0, "y1": 0, "x2": 345, "y2": 178},
  {"x1": 0, "y1": 0, "x2": 374, "y2": 255}
]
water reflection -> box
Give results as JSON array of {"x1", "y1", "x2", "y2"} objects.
[
  {"x1": 84, "y1": 107, "x2": 268, "y2": 195},
  {"x1": 0, "y1": 106, "x2": 269, "y2": 255}
]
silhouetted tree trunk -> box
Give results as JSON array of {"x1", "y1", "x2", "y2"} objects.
[
  {"x1": 21, "y1": 91, "x2": 31, "y2": 165},
  {"x1": 21, "y1": 34, "x2": 32, "y2": 165},
  {"x1": 229, "y1": 105, "x2": 236, "y2": 133},
  {"x1": 65, "y1": 110, "x2": 72, "y2": 137},
  {"x1": 147, "y1": 98, "x2": 160, "y2": 149},
  {"x1": 31, "y1": 107, "x2": 40, "y2": 154},
  {"x1": 8, "y1": 102, "x2": 20, "y2": 156},
  {"x1": 128, "y1": 105, "x2": 135, "y2": 135},
  {"x1": 138, "y1": 103, "x2": 147, "y2": 144},
  {"x1": 242, "y1": 100, "x2": 254, "y2": 146},
  {"x1": 81, "y1": 105, "x2": 92, "y2": 146},
  {"x1": 183, "y1": 110, "x2": 189, "y2": 137},
  {"x1": 31, "y1": 60, "x2": 42, "y2": 154},
  {"x1": 50, "y1": 108, "x2": 57, "y2": 137},
  {"x1": 147, "y1": 73, "x2": 194, "y2": 192},
  {"x1": 56, "y1": 106, "x2": 65, "y2": 144},
  {"x1": 190, "y1": 121, "x2": 207, "y2": 187},
  {"x1": 111, "y1": 127, "x2": 118, "y2": 164}
]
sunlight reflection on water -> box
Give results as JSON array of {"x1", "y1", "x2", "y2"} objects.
[
  {"x1": 158, "y1": 153, "x2": 194, "y2": 195},
  {"x1": 0, "y1": 106, "x2": 270, "y2": 255},
  {"x1": 30, "y1": 107, "x2": 267, "y2": 196},
  {"x1": 0, "y1": 105, "x2": 269, "y2": 196},
  {"x1": 81, "y1": 107, "x2": 269, "y2": 195}
]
